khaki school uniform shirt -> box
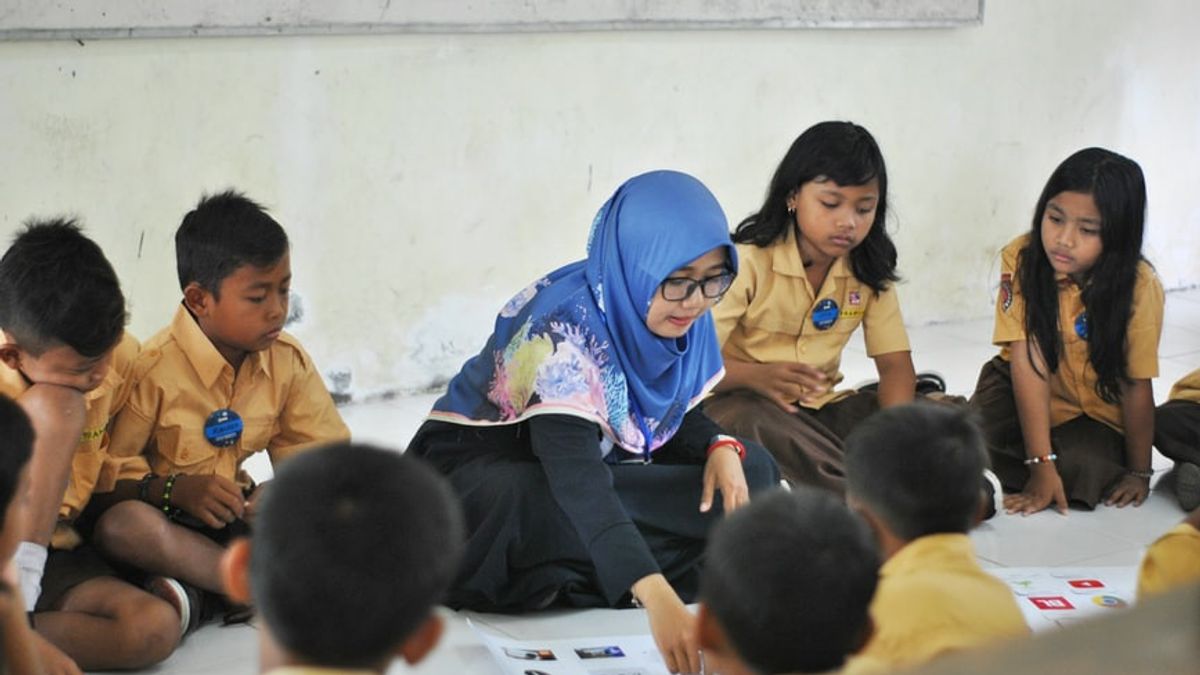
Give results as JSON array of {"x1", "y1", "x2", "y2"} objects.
[
  {"x1": 0, "y1": 332, "x2": 139, "y2": 547},
  {"x1": 108, "y1": 305, "x2": 349, "y2": 486},
  {"x1": 860, "y1": 534, "x2": 1028, "y2": 670},
  {"x1": 714, "y1": 227, "x2": 911, "y2": 409},
  {"x1": 992, "y1": 235, "x2": 1164, "y2": 432},
  {"x1": 1137, "y1": 522, "x2": 1200, "y2": 598},
  {"x1": 1168, "y1": 368, "x2": 1200, "y2": 404}
]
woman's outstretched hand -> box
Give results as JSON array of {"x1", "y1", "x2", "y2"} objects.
[{"x1": 633, "y1": 574, "x2": 701, "y2": 674}]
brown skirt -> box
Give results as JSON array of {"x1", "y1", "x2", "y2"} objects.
[
  {"x1": 970, "y1": 356, "x2": 1125, "y2": 509},
  {"x1": 702, "y1": 390, "x2": 884, "y2": 496}
]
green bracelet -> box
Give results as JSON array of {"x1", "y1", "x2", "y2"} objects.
[{"x1": 161, "y1": 473, "x2": 179, "y2": 515}]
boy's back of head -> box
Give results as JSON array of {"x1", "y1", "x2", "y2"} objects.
[
  {"x1": 0, "y1": 218, "x2": 125, "y2": 357},
  {"x1": 175, "y1": 190, "x2": 289, "y2": 295},
  {"x1": 700, "y1": 488, "x2": 881, "y2": 674},
  {"x1": 845, "y1": 403, "x2": 987, "y2": 541},
  {"x1": 250, "y1": 443, "x2": 464, "y2": 670}
]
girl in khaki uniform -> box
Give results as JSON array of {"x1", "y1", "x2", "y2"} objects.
[
  {"x1": 971, "y1": 148, "x2": 1164, "y2": 514},
  {"x1": 707, "y1": 122, "x2": 921, "y2": 493}
]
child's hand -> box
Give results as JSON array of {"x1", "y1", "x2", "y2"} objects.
[
  {"x1": 1004, "y1": 465, "x2": 1068, "y2": 515},
  {"x1": 171, "y1": 475, "x2": 246, "y2": 529},
  {"x1": 242, "y1": 482, "x2": 268, "y2": 525},
  {"x1": 1104, "y1": 474, "x2": 1149, "y2": 508},
  {"x1": 752, "y1": 362, "x2": 829, "y2": 413},
  {"x1": 700, "y1": 448, "x2": 749, "y2": 515}
]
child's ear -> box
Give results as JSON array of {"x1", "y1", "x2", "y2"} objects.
[
  {"x1": 220, "y1": 537, "x2": 253, "y2": 604},
  {"x1": 847, "y1": 498, "x2": 905, "y2": 559},
  {"x1": 397, "y1": 613, "x2": 444, "y2": 666},
  {"x1": 695, "y1": 604, "x2": 730, "y2": 656},
  {"x1": 0, "y1": 343, "x2": 21, "y2": 371},
  {"x1": 696, "y1": 604, "x2": 748, "y2": 675},
  {"x1": 183, "y1": 282, "x2": 214, "y2": 316}
]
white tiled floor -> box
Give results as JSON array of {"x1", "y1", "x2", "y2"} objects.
[{"x1": 106, "y1": 289, "x2": 1200, "y2": 674}]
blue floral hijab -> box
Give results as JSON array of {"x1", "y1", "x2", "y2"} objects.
[{"x1": 429, "y1": 170, "x2": 735, "y2": 456}]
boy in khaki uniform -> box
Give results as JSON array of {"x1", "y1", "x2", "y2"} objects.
[
  {"x1": 1154, "y1": 369, "x2": 1200, "y2": 510},
  {"x1": 0, "y1": 220, "x2": 181, "y2": 671},
  {"x1": 93, "y1": 191, "x2": 350, "y2": 626},
  {"x1": 694, "y1": 488, "x2": 881, "y2": 675},
  {"x1": 846, "y1": 404, "x2": 1028, "y2": 671}
]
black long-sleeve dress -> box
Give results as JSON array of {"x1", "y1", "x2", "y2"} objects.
[{"x1": 408, "y1": 407, "x2": 780, "y2": 611}]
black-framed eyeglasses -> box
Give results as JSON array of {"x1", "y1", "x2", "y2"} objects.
[{"x1": 658, "y1": 271, "x2": 735, "y2": 302}]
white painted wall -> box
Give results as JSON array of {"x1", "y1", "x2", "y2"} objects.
[{"x1": 1, "y1": 0, "x2": 1196, "y2": 400}]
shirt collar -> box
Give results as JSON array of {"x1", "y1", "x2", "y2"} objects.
[
  {"x1": 880, "y1": 533, "x2": 976, "y2": 579},
  {"x1": 169, "y1": 304, "x2": 270, "y2": 388},
  {"x1": 84, "y1": 347, "x2": 125, "y2": 403}
]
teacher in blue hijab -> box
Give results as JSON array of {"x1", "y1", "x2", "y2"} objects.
[{"x1": 409, "y1": 170, "x2": 781, "y2": 674}]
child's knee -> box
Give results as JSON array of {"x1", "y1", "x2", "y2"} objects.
[
  {"x1": 18, "y1": 384, "x2": 86, "y2": 445},
  {"x1": 93, "y1": 500, "x2": 170, "y2": 554},
  {"x1": 111, "y1": 592, "x2": 181, "y2": 665}
]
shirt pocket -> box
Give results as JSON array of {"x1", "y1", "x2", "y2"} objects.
[
  {"x1": 744, "y1": 301, "x2": 806, "y2": 337},
  {"x1": 155, "y1": 424, "x2": 218, "y2": 473},
  {"x1": 240, "y1": 414, "x2": 275, "y2": 454}
]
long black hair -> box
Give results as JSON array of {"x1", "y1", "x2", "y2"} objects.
[
  {"x1": 1018, "y1": 147, "x2": 1147, "y2": 404},
  {"x1": 733, "y1": 121, "x2": 898, "y2": 293}
]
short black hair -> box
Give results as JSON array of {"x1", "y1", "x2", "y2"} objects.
[
  {"x1": 701, "y1": 488, "x2": 880, "y2": 674},
  {"x1": 0, "y1": 218, "x2": 126, "y2": 357},
  {"x1": 175, "y1": 190, "x2": 289, "y2": 296},
  {"x1": 845, "y1": 403, "x2": 987, "y2": 540},
  {"x1": 251, "y1": 443, "x2": 465, "y2": 668},
  {"x1": 0, "y1": 394, "x2": 34, "y2": 513}
]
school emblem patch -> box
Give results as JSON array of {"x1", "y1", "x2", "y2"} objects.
[{"x1": 1000, "y1": 273, "x2": 1013, "y2": 312}]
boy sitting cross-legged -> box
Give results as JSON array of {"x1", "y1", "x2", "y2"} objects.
[
  {"x1": 92, "y1": 190, "x2": 350, "y2": 627},
  {"x1": 0, "y1": 219, "x2": 180, "y2": 672}
]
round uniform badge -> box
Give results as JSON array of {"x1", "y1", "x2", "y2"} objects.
[
  {"x1": 204, "y1": 408, "x2": 244, "y2": 447},
  {"x1": 812, "y1": 298, "x2": 840, "y2": 331},
  {"x1": 1074, "y1": 312, "x2": 1089, "y2": 340}
]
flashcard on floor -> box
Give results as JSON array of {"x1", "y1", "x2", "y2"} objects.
[
  {"x1": 470, "y1": 620, "x2": 671, "y2": 675},
  {"x1": 991, "y1": 566, "x2": 1136, "y2": 633},
  {"x1": 1029, "y1": 595, "x2": 1074, "y2": 610}
]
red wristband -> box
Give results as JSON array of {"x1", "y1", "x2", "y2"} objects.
[{"x1": 707, "y1": 437, "x2": 746, "y2": 462}]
